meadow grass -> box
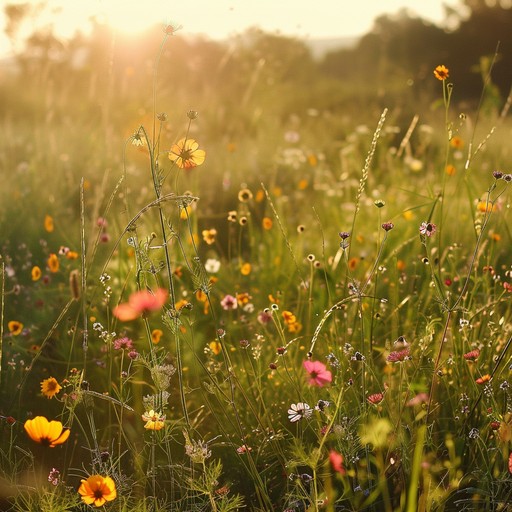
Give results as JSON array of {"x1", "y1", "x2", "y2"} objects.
[{"x1": 1, "y1": 27, "x2": 512, "y2": 512}]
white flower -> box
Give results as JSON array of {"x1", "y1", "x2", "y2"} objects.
[
  {"x1": 288, "y1": 402, "x2": 312, "y2": 422},
  {"x1": 204, "y1": 258, "x2": 221, "y2": 273}
]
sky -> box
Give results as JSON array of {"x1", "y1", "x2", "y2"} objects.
[{"x1": 1, "y1": 0, "x2": 463, "y2": 56}]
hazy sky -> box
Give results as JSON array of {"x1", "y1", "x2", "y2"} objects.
[{"x1": 1, "y1": 0, "x2": 462, "y2": 55}]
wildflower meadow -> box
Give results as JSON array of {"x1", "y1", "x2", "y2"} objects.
[{"x1": 1, "y1": 7, "x2": 512, "y2": 512}]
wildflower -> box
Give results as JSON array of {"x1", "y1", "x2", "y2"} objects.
[
  {"x1": 183, "y1": 430, "x2": 212, "y2": 463},
  {"x1": 8, "y1": 320, "x2": 23, "y2": 336},
  {"x1": 151, "y1": 329, "x2": 163, "y2": 344},
  {"x1": 220, "y1": 294, "x2": 237, "y2": 310},
  {"x1": 236, "y1": 444, "x2": 252, "y2": 454},
  {"x1": 406, "y1": 393, "x2": 429, "y2": 407},
  {"x1": 111, "y1": 337, "x2": 132, "y2": 351},
  {"x1": 257, "y1": 310, "x2": 272, "y2": 324},
  {"x1": 381, "y1": 221, "x2": 394, "y2": 232},
  {"x1": 450, "y1": 136, "x2": 464, "y2": 149},
  {"x1": 288, "y1": 402, "x2": 312, "y2": 422},
  {"x1": 241, "y1": 262, "x2": 251, "y2": 275},
  {"x1": 31, "y1": 266, "x2": 42, "y2": 281},
  {"x1": 509, "y1": 452, "x2": 512, "y2": 474},
  {"x1": 419, "y1": 222, "x2": 437, "y2": 237},
  {"x1": 367, "y1": 392, "x2": 385, "y2": 405},
  {"x1": 386, "y1": 348, "x2": 411, "y2": 363},
  {"x1": 446, "y1": 164, "x2": 456, "y2": 176},
  {"x1": 303, "y1": 360, "x2": 332, "y2": 387},
  {"x1": 463, "y1": 349, "x2": 480, "y2": 361},
  {"x1": 204, "y1": 258, "x2": 220, "y2": 273},
  {"x1": 142, "y1": 410, "x2": 165, "y2": 431},
  {"x1": 209, "y1": 340, "x2": 222, "y2": 355},
  {"x1": 227, "y1": 210, "x2": 237, "y2": 222},
  {"x1": 493, "y1": 170, "x2": 504, "y2": 180},
  {"x1": 263, "y1": 217, "x2": 273, "y2": 230},
  {"x1": 238, "y1": 188, "x2": 253, "y2": 202},
  {"x1": 40, "y1": 377, "x2": 62, "y2": 399},
  {"x1": 433, "y1": 65, "x2": 449, "y2": 80},
  {"x1": 44, "y1": 215, "x2": 54, "y2": 233},
  {"x1": 202, "y1": 228, "x2": 217, "y2": 245},
  {"x1": 47, "y1": 253, "x2": 59, "y2": 273},
  {"x1": 78, "y1": 475, "x2": 117, "y2": 507},
  {"x1": 329, "y1": 450, "x2": 346, "y2": 475},
  {"x1": 48, "y1": 468, "x2": 60, "y2": 486},
  {"x1": 113, "y1": 288, "x2": 168, "y2": 322},
  {"x1": 476, "y1": 374, "x2": 491, "y2": 385},
  {"x1": 315, "y1": 400, "x2": 330, "y2": 411},
  {"x1": 24, "y1": 416, "x2": 70, "y2": 447},
  {"x1": 168, "y1": 138, "x2": 206, "y2": 169}
]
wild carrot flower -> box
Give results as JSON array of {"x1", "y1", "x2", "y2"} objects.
[
  {"x1": 220, "y1": 294, "x2": 237, "y2": 310},
  {"x1": 419, "y1": 222, "x2": 437, "y2": 237},
  {"x1": 142, "y1": 410, "x2": 165, "y2": 430},
  {"x1": 329, "y1": 450, "x2": 346, "y2": 475},
  {"x1": 41, "y1": 377, "x2": 62, "y2": 399},
  {"x1": 8, "y1": 320, "x2": 23, "y2": 336},
  {"x1": 168, "y1": 138, "x2": 206, "y2": 169},
  {"x1": 24, "y1": 416, "x2": 70, "y2": 447},
  {"x1": 303, "y1": 360, "x2": 332, "y2": 387},
  {"x1": 78, "y1": 475, "x2": 117, "y2": 507},
  {"x1": 113, "y1": 288, "x2": 168, "y2": 321},
  {"x1": 433, "y1": 65, "x2": 449, "y2": 80},
  {"x1": 288, "y1": 402, "x2": 312, "y2": 422},
  {"x1": 31, "y1": 266, "x2": 42, "y2": 281},
  {"x1": 47, "y1": 253, "x2": 59, "y2": 273}
]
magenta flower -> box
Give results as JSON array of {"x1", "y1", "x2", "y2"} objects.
[
  {"x1": 220, "y1": 294, "x2": 238, "y2": 310},
  {"x1": 303, "y1": 360, "x2": 332, "y2": 387}
]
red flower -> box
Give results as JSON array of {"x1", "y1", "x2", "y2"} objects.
[
  {"x1": 367, "y1": 392, "x2": 384, "y2": 405},
  {"x1": 329, "y1": 450, "x2": 346, "y2": 475},
  {"x1": 303, "y1": 360, "x2": 332, "y2": 387},
  {"x1": 113, "y1": 289, "x2": 168, "y2": 321},
  {"x1": 463, "y1": 349, "x2": 480, "y2": 361}
]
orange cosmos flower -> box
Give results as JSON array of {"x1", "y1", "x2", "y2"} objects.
[
  {"x1": 24, "y1": 416, "x2": 70, "y2": 447},
  {"x1": 240, "y1": 263, "x2": 252, "y2": 276},
  {"x1": 168, "y1": 138, "x2": 206, "y2": 169},
  {"x1": 151, "y1": 329, "x2": 163, "y2": 344},
  {"x1": 41, "y1": 377, "x2": 62, "y2": 399},
  {"x1": 78, "y1": 475, "x2": 117, "y2": 507},
  {"x1": 209, "y1": 340, "x2": 222, "y2": 355},
  {"x1": 44, "y1": 215, "x2": 54, "y2": 233},
  {"x1": 47, "y1": 253, "x2": 59, "y2": 273},
  {"x1": 31, "y1": 266, "x2": 42, "y2": 281},
  {"x1": 8, "y1": 320, "x2": 23, "y2": 336},
  {"x1": 434, "y1": 65, "x2": 449, "y2": 80},
  {"x1": 476, "y1": 374, "x2": 491, "y2": 385},
  {"x1": 202, "y1": 228, "x2": 217, "y2": 245},
  {"x1": 262, "y1": 217, "x2": 273, "y2": 230},
  {"x1": 113, "y1": 288, "x2": 168, "y2": 322}
]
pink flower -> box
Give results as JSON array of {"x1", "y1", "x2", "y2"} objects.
[
  {"x1": 220, "y1": 294, "x2": 238, "y2": 311},
  {"x1": 329, "y1": 450, "x2": 346, "y2": 475},
  {"x1": 113, "y1": 288, "x2": 168, "y2": 321},
  {"x1": 113, "y1": 337, "x2": 134, "y2": 350},
  {"x1": 406, "y1": 393, "x2": 429, "y2": 407},
  {"x1": 419, "y1": 222, "x2": 437, "y2": 237},
  {"x1": 303, "y1": 360, "x2": 332, "y2": 387}
]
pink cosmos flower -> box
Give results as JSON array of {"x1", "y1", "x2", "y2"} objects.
[
  {"x1": 329, "y1": 450, "x2": 346, "y2": 475},
  {"x1": 303, "y1": 360, "x2": 332, "y2": 387},
  {"x1": 220, "y1": 294, "x2": 238, "y2": 311},
  {"x1": 113, "y1": 288, "x2": 168, "y2": 321}
]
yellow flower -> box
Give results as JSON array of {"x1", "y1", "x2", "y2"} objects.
[
  {"x1": 44, "y1": 215, "x2": 54, "y2": 233},
  {"x1": 433, "y1": 65, "x2": 449, "y2": 81},
  {"x1": 240, "y1": 263, "x2": 252, "y2": 276},
  {"x1": 168, "y1": 138, "x2": 206, "y2": 169},
  {"x1": 41, "y1": 377, "x2": 62, "y2": 399},
  {"x1": 8, "y1": 320, "x2": 23, "y2": 336},
  {"x1": 24, "y1": 416, "x2": 70, "y2": 447},
  {"x1": 78, "y1": 475, "x2": 117, "y2": 507},
  {"x1": 31, "y1": 266, "x2": 42, "y2": 281},
  {"x1": 142, "y1": 410, "x2": 165, "y2": 430},
  {"x1": 151, "y1": 329, "x2": 163, "y2": 344},
  {"x1": 202, "y1": 228, "x2": 217, "y2": 245},
  {"x1": 47, "y1": 253, "x2": 59, "y2": 273},
  {"x1": 209, "y1": 340, "x2": 222, "y2": 355}
]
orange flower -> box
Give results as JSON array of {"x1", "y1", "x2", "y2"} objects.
[
  {"x1": 445, "y1": 164, "x2": 456, "y2": 176},
  {"x1": 24, "y1": 416, "x2": 70, "y2": 447},
  {"x1": 262, "y1": 217, "x2": 273, "y2": 230},
  {"x1": 168, "y1": 138, "x2": 206, "y2": 169},
  {"x1": 41, "y1": 377, "x2": 62, "y2": 399},
  {"x1": 78, "y1": 475, "x2": 117, "y2": 507},
  {"x1": 31, "y1": 266, "x2": 42, "y2": 281},
  {"x1": 202, "y1": 228, "x2": 217, "y2": 245},
  {"x1": 476, "y1": 374, "x2": 491, "y2": 385},
  {"x1": 44, "y1": 215, "x2": 54, "y2": 233},
  {"x1": 434, "y1": 65, "x2": 449, "y2": 81},
  {"x1": 450, "y1": 136, "x2": 464, "y2": 149},
  {"x1": 8, "y1": 320, "x2": 23, "y2": 336},
  {"x1": 329, "y1": 450, "x2": 346, "y2": 475},
  {"x1": 209, "y1": 340, "x2": 222, "y2": 355},
  {"x1": 151, "y1": 329, "x2": 163, "y2": 344},
  {"x1": 47, "y1": 253, "x2": 59, "y2": 273},
  {"x1": 113, "y1": 288, "x2": 168, "y2": 322},
  {"x1": 66, "y1": 251, "x2": 79, "y2": 260},
  {"x1": 240, "y1": 263, "x2": 252, "y2": 276}
]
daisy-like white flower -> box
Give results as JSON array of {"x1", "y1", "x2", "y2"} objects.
[
  {"x1": 204, "y1": 258, "x2": 221, "y2": 273},
  {"x1": 288, "y1": 402, "x2": 312, "y2": 422}
]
